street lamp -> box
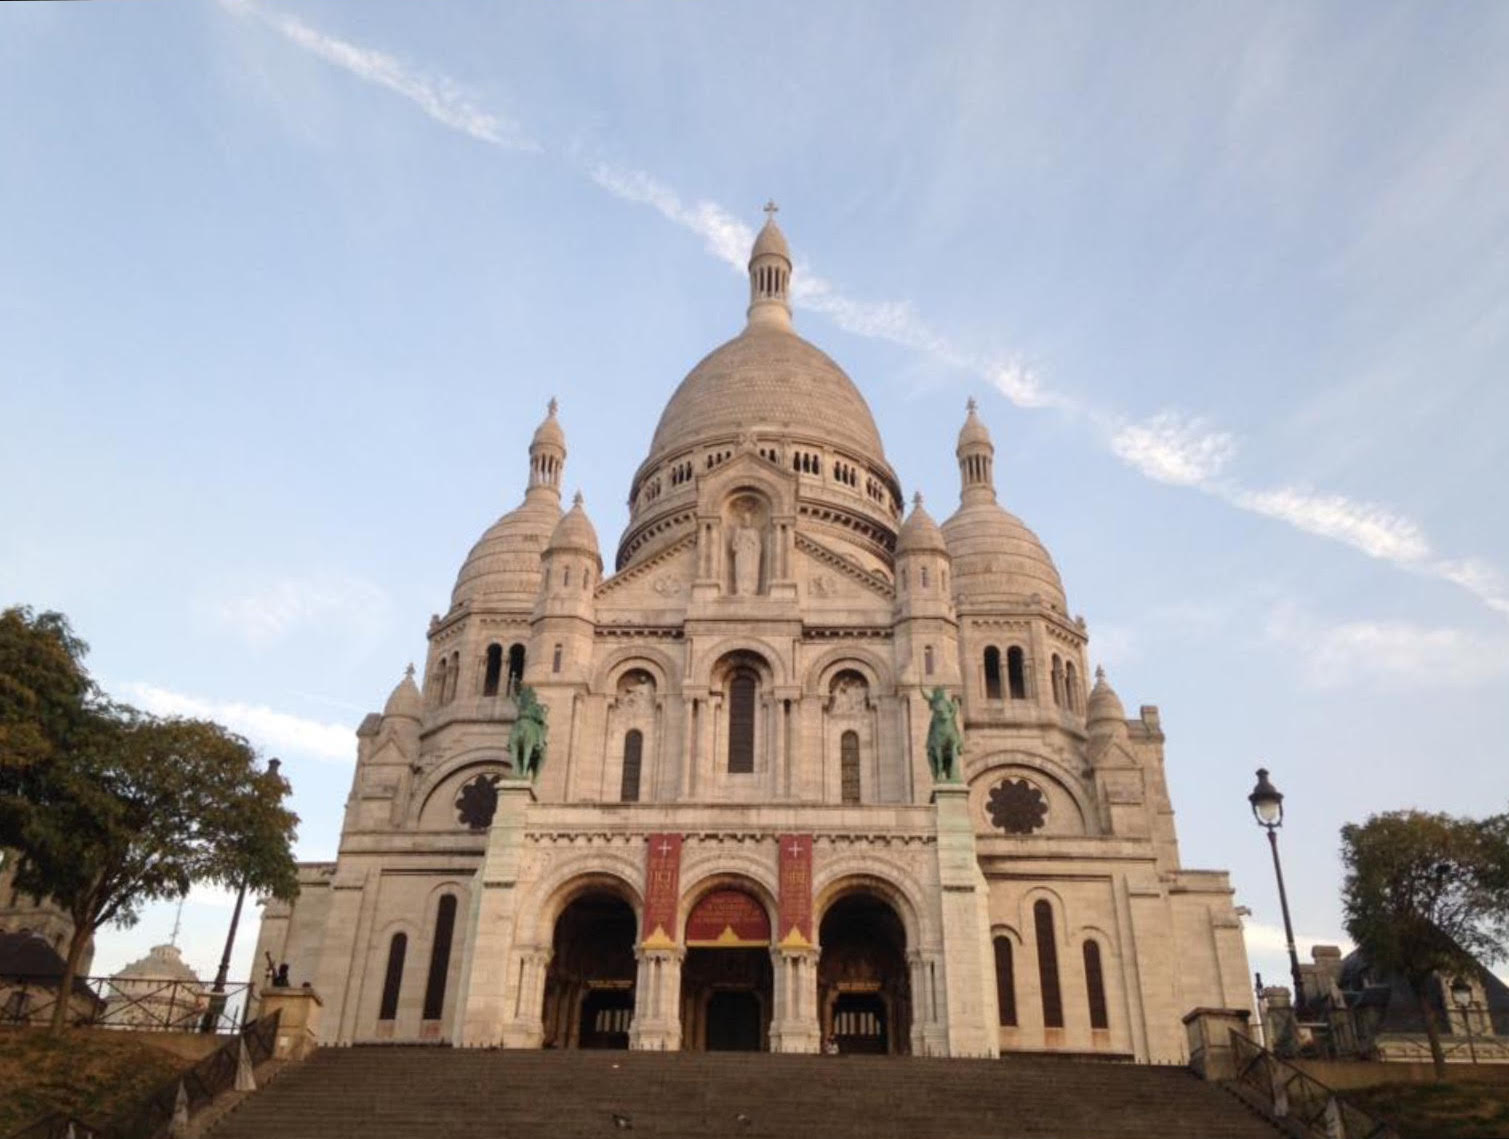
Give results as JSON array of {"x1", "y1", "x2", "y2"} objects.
[
  {"x1": 201, "y1": 757, "x2": 282, "y2": 1033},
  {"x1": 1249, "y1": 767, "x2": 1305, "y2": 1017},
  {"x1": 1451, "y1": 976, "x2": 1479, "y2": 1065}
]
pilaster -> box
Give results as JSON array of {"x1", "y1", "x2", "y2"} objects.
[
  {"x1": 931, "y1": 782, "x2": 1000, "y2": 1057},
  {"x1": 629, "y1": 947, "x2": 684, "y2": 1051},
  {"x1": 769, "y1": 947, "x2": 821, "y2": 1052},
  {"x1": 451, "y1": 778, "x2": 536, "y2": 1046}
]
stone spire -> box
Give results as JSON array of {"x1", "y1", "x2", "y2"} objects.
[
  {"x1": 747, "y1": 201, "x2": 793, "y2": 331},
  {"x1": 956, "y1": 397, "x2": 997, "y2": 506},
  {"x1": 527, "y1": 398, "x2": 566, "y2": 499}
]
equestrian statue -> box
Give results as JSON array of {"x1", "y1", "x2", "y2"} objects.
[
  {"x1": 508, "y1": 685, "x2": 549, "y2": 781},
  {"x1": 925, "y1": 686, "x2": 963, "y2": 783}
]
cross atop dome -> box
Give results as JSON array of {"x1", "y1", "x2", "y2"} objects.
[
  {"x1": 747, "y1": 202, "x2": 793, "y2": 330},
  {"x1": 763, "y1": 199, "x2": 779, "y2": 220}
]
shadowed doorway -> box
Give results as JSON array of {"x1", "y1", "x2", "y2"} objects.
[
  {"x1": 542, "y1": 891, "x2": 637, "y2": 1049},
  {"x1": 819, "y1": 893, "x2": 911, "y2": 1054},
  {"x1": 680, "y1": 887, "x2": 773, "y2": 1051}
]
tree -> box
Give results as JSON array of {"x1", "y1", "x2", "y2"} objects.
[
  {"x1": 0, "y1": 607, "x2": 300, "y2": 1032},
  {"x1": 1341, "y1": 810, "x2": 1509, "y2": 1079}
]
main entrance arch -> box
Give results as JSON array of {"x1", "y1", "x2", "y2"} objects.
[
  {"x1": 680, "y1": 886, "x2": 773, "y2": 1051},
  {"x1": 818, "y1": 893, "x2": 912, "y2": 1054},
  {"x1": 542, "y1": 891, "x2": 637, "y2": 1049}
]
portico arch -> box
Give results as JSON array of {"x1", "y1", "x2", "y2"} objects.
[
  {"x1": 540, "y1": 878, "x2": 641, "y2": 1050},
  {"x1": 678, "y1": 874, "x2": 776, "y2": 1052},
  {"x1": 816, "y1": 886, "x2": 912, "y2": 1055}
]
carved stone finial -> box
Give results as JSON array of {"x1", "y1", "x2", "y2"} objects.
[
  {"x1": 912, "y1": 491, "x2": 923, "y2": 509},
  {"x1": 1095, "y1": 665, "x2": 1105, "y2": 682},
  {"x1": 573, "y1": 490, "x2": 584, "y2": 508},
  {"x1": 405, "y1": 663, "x2": 415, "y2": 678},
  {"x1": 966, "y1": 396, "x2": 977, "y2": 413},
  {"x1": 763, "y1": 199, "x2": 779, "y2": 221},
  {"x1": 547, "y1": 397, "x2": 558, "y2": 417}
]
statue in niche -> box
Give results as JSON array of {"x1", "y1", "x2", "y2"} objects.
[
  {"x1": 619, "y1": 674, "x2": 655, "y2": 715},
  {"x1": 831, "y1": 676, "x2": 867, "y2": 716},
  {"x1": 730, "y1": 508, "x2": 762, "y2": 596}
]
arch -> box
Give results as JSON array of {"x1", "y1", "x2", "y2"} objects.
[
  {"x1": 507, "y1": 643, "x2": 526, "y2": 694},
  {"x1": 677, "y1": 866, "x2": 780, "y2": 936},
  {"x1": 1050, "y1": 654, "x2": 1064, "y2": 707},
  {"x1": 819, "y1": 890, "x2": 910, "y2": 1054},
  {"x1": 1006, "y1": 646, "x2": 1027, "y2": 699},
  {"x1": 378, "y1": 931, "x2": 407, "y2": 1021},
  {"x1": 1064, "y1": 660, "x2": 1080, "y2": 712},
  {"x1": 1082, "y1": 938, "x2": 1109, "y2": 1030},
  {"x1": 727, "y1": 668, "x2": 758, "y2": 774},
  {"x1": 411, "y1": 754, "x2": 513, "y2": 827},
  {"x1": 545, "y1": 890, "x2": 638, "y2": 1049},
  {"x1": 984, "y1": 646, "x2": 1003, "y2": 701},
  {"x1": 966, "y1": 751, "x2": 1096, "y2": 835},
  {"x1": 517, "y1": 861, "x2": 645, "y2": 948},
  {"x1": 591, "y1": 644, "x2": 680, "y2": 696},
  {"x1": 695, "y1": 637, "x2": 788, "y2": 689},
  {"x1": 993, "y1": 935, "x2": 1017, "y2": 1027},
  {"x1": 803, "y1": 644, "x2": 895, "y2": 698},
  {"x1": 813, "y1": 867, "x2": 927, "y2": 952},
  {"x1": 482, "y1": 643, "x2": 504, "y2": 697}
]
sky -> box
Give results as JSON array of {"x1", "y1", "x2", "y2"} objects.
[{"x1": 2, "y1": 1, "x2": 1507, "y2": 1003}]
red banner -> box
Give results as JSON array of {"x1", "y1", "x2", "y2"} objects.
[
  {"x1": 642, "y1": 833, "x2": 682, "y2": 948},
  {"x1": 777, "y1": 833, "x2": 814, "y2": 949},
  {"x1": 685, "y1": 889, "x2": 771, "y2": 947}
]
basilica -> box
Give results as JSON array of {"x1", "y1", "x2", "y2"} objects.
[{"x1": 252, "y1": 213, "x2": 1252, "y2": 1060}]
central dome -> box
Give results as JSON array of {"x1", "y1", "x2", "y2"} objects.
[{"x1": 646, "y1": 324, "x2": 888, "y2": 466}]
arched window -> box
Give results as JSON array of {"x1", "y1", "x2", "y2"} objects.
[
  {"x1": 1064, "y1": 661, "x2": 1079, "y2": 712},
  {"x1": 562, "y1": 565, "x2": 572, "y2": 587},
  {"x1": 621, "y1": 729, "x2": 643, "y2": 802},
  {"x1": 924, "y1": 645, "x2": 935, "y2": 676},
  {"x1": 1083, "y1": 940, "x2": 1108, "y2": 1030},
  {"x1": 483, "y1": 644, "x2": 503, "y2": 697},
  {"x1": 984, "y1": 647, "x2": 1003, "y2": 701},
  {"x1": 1007, "y1": 646, "x2": 1027, "y2": 700},
  {"x1": 552, "y1": 643, "x2": 563, "y2": 673},
  {"x1": 422, "y1": 896, "x2": 457, "y2": 1021},
  {"x1": 920, "y1": 565, "x2": 929, "y2": 589},
  {"x1": 379, "y1": 932, "x2": 407, "y2": 1021},
  {"x1": 1050, "y1": 655, "x2": 1064, "y2": 707},
  {"x1": 1034, "y1": 901, "x2": 1063, "y2": 1028},
  {"x1": 506, "y1": 644, "x2": 526, "y2": 694},
  {"x1": 994, "y1": 936, "x2": 1017, "y2": 1027},
  {"x1": 840, "y1": 730, "x2": 861, "y2": 804},
  {"x1": 728, "y1": 669, "x2": 758, "y2": 774}
]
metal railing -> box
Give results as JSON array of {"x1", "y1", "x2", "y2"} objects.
[
  {"x1": 1231, "y1": 1030, "x2": 1401, "y2": 1139},
  {"x1": 2, "y1": 1011, "x2": 280, "y2": 1139},
  {"x1": 0, "y1": 977, "x2": 251, "y2": 1034}
]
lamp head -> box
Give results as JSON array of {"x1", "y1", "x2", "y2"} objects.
[{"x1": 1248, "y1": 767, "x2": 1284, "y2": 829}]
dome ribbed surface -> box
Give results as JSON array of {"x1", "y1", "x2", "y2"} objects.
[
  {"x1": 112, "y1": 944, "x2": 201, "y2": 984},
  {"x1": 898, "y1": 497, "x2": 948, "y2": 555},
  {"x1": 942, "y1": 502, "x2": 1067, "y2": 612},
  {"x1": 646, "y1": 326, "x2": 887, "y2": 469},
  {"x1": 451, "y1": 493, "x2": 561, "y2": 607}
]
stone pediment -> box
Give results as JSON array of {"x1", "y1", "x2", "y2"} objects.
[
  {"x1": 596, "y1": 534, "x2": 697, "y2": 609},
  {"x1": 795, "y1": 533, "x2": 895, "y2": 605}
]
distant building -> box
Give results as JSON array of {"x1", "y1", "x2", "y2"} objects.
[
  {"x1": 0, "y1": 848, "x2": 92, "y2": 974},
  {"x1": 0, "y1": 930, "x2": 103, "y2": 1026},
  {"x1": 104, "y1": 943, "x2": 208, "y2": 1030},
  {"x1": 254, "y1": 211, "x2": 1252, "y2": 1059}
]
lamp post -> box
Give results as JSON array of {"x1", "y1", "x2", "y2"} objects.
[
  {"x1": 201, "y1": 757, "x2": 281, "y2": 1033},
  {"x1": 1451, "y1": 976, "x2": 1479, "y2": 1065},
  {"x1": 1249, "y1": 767, "x2": 1305, "y2": 1017}
]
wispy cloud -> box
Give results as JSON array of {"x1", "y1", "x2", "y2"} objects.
[
  {"x1": 201, "y1": 574, "x2": 393, "y2": 648},
  {"x1": 224, "y1": 5, "x2": 1508, "y2": 622},
  {"x1": 224, "y1": 0, "x2": 537, "y2": 151},
  {"x1": 1243, "y1": 919, "x2": 1351, "y2": 968},
  {"x1": 120, "y1": 682, "x2": 355, "y2": 762},
  {"x1": 1265, "y1": 603, "x2": 1509, "y2": 688}
]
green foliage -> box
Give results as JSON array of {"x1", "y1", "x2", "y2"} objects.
[
  {"x1": 0, "y1": 605, "x2": 300, "y2": 1028},
  {"x1": 1341, "y1": 810, "x2": 1509, "y2": 985}
]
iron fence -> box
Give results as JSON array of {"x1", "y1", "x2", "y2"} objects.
[
  {"x1": 1231, "y1": 1029, "x2": 1401, "y2": 1139},
  {"x1": 0, "y1": 976, "x2": 251, "y2": 1034}
]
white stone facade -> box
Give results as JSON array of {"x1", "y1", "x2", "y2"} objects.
[{"x1": 253, "y1": 214, "x2": 1251, "y2": 1061}]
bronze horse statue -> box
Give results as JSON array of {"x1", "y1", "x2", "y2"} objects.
[
  {"x1": 925, "y1": 686, "x2": 963, "y2": 783},
  {"x1": 509, "y1": 686, "x2": 549, "y2": 781}
]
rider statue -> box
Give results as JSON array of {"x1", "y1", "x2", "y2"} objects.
[
  {"x1": 925, "y1": 686, "x2": 963, "y2": 783},
  {"x1": 508, "y1": 685, "x2": 549, "y2": 782}
]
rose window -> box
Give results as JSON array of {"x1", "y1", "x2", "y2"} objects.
[
  {"x1": 987, "y1": 779, "x2": 1048, "y2": 835},
  {"x1": 456, "y1": 773, "x2": 502, "y2": 830}
]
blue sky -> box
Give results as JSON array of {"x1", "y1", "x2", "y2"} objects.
[{"x1": 2, "y1": 1, "x2": 1506, "y2": 1000}]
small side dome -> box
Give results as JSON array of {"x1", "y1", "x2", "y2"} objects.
[
  {"x1": 547, "y1": 492, "x2": 602, "y2": 564},
  {"x1": 898, "y1": 493, "x2": 948, "y2": 555},
  {"x1": 941, "y1": 503, "x2": 1067, "y2": 611},
  {"x1": 1086, "y1": 666, "x2": 1127, "y2": 727},
  {"x1": 452, "y1": 496, "x2": 561, "y2": 606},
  {"x1": 383, "y1": 664, "x2": 423, "y2": 721}
]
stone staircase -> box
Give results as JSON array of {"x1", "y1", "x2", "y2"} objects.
[{"x1": 207, "y1": 1047, "x2": 1285, "y2": 1139}]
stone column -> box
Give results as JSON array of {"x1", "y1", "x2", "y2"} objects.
[
  {"x1": 932, "y1": 782, "x2": 1000, "y2": 1057},
  {"x1": 502, "y1": 946, "x2": 552, "y2": 1048},
  {"x1": 311, "y1": 865, "x2": 373, "y2": 1044},
  {"x1": 629, "y1": 947, "x2": 684, "y2": 1051},
  {"x1": 451, "y1": 779, "x2": 535, "y2": 1046},
  {"x1": 769, "y1": 947, "x2": 821, "y2": 1053},
  {"x1": 909, "y1": 949, "x2": 947, "y2": 1057}
]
